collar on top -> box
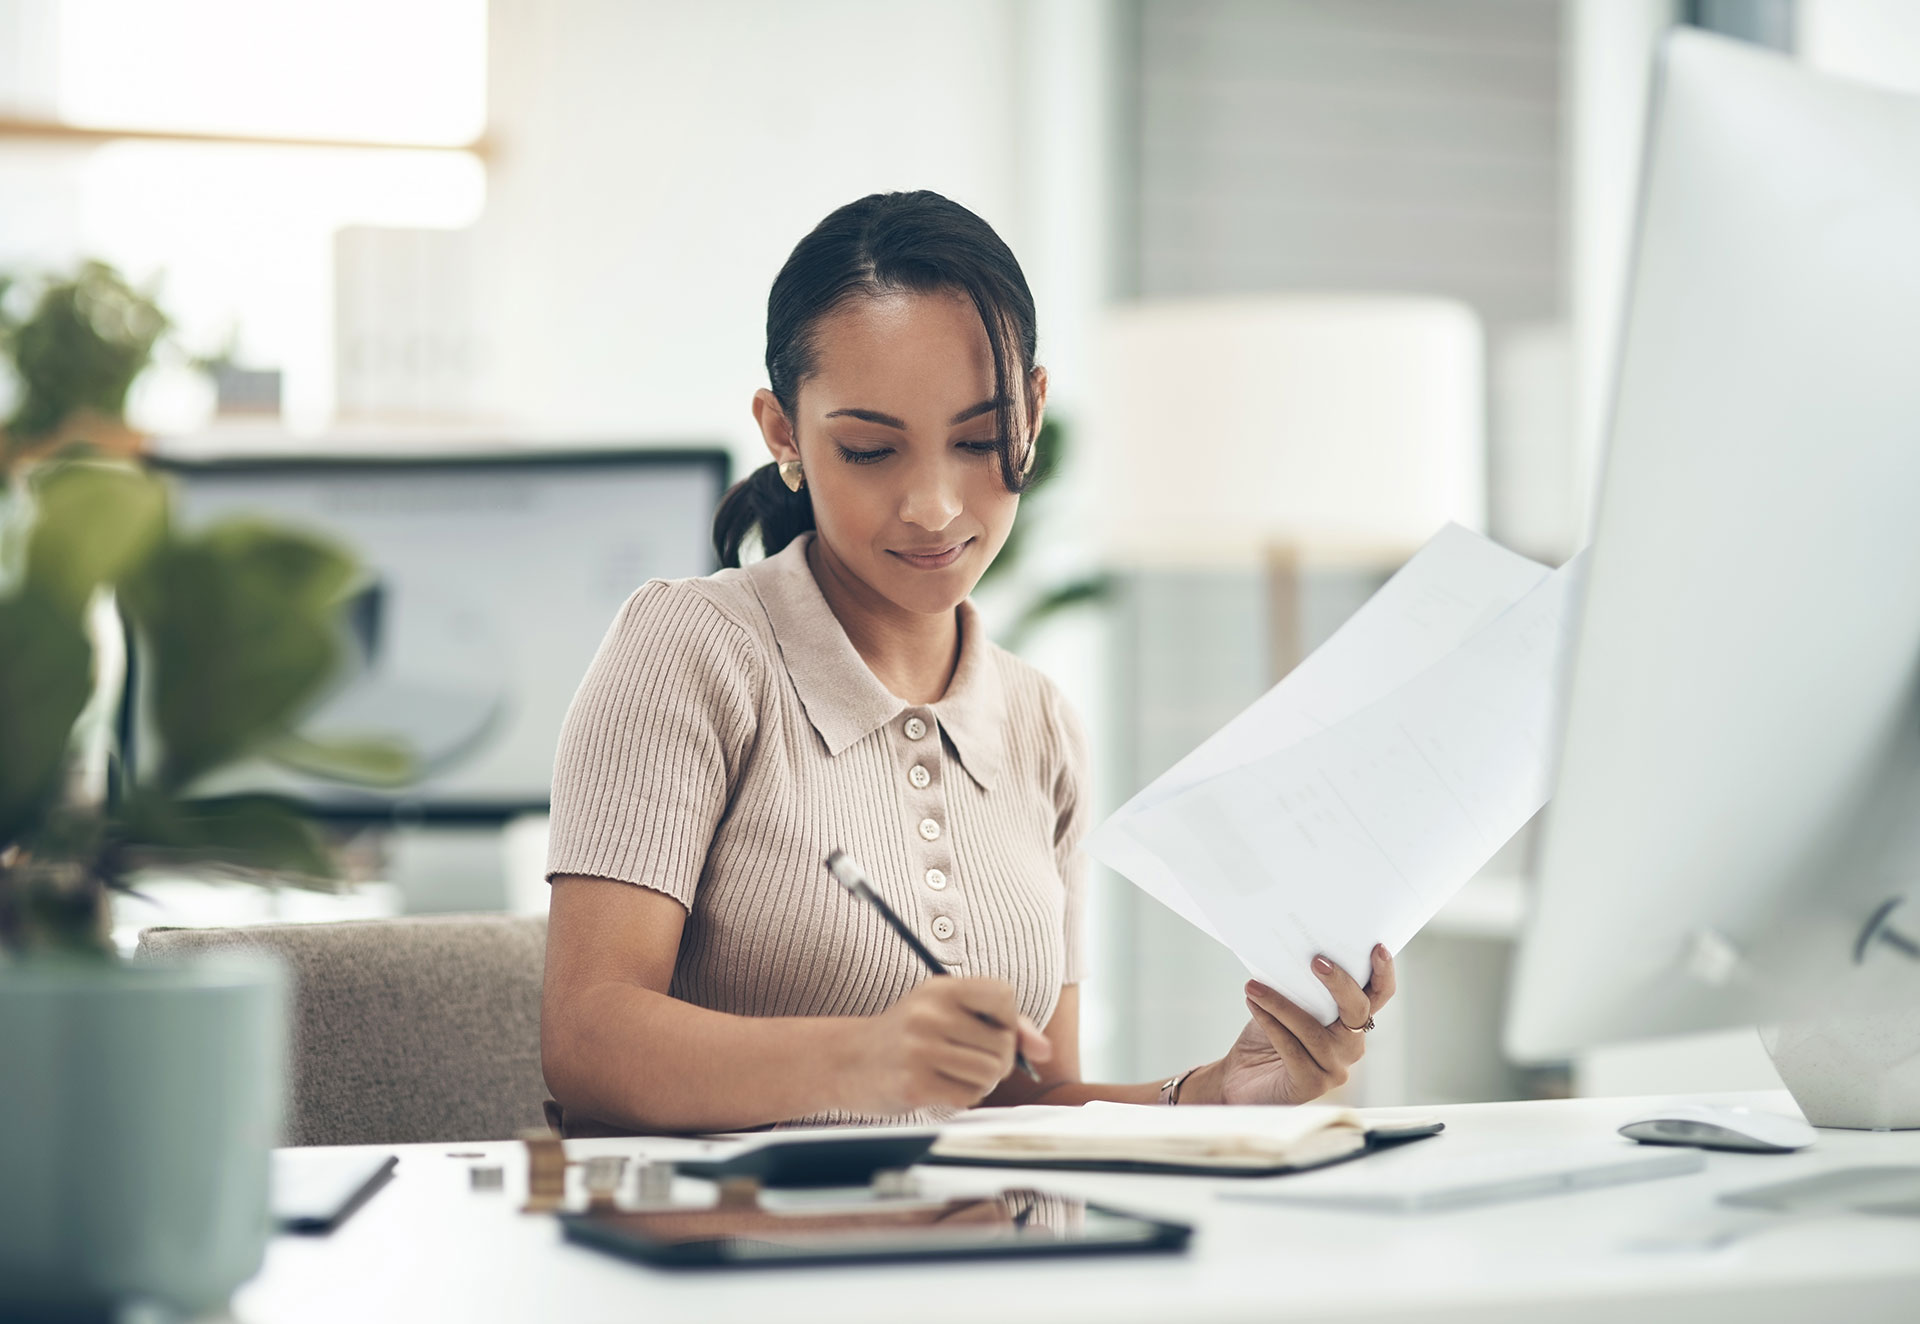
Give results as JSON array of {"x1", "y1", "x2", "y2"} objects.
[{"x1": 746, "y1": 533, "x2": 1005, "y2": 791}]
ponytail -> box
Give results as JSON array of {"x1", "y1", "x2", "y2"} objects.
[{"x1": 712, "y1": 461, "x2": 815, "y2": 569}]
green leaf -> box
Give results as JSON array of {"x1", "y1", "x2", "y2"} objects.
[
  {"x1": 267, "y1": 731, "x2": 420, "y2": 787},
  {"x1": 979, "y1": 415, "x2": 1068, "y2": 591},
  {"x1": 198, "y1": 518, "x2": 360, "y2": 609},
  {"x1": 22, "y1": 459, "x2": 169, "y2": 615},
  {"x1": 119, "y1": 519, "x2": 359, "y2": 791},
  {"x1": 113, "y1": 791, "x2": 336, "y2": 883},
  {"x1": 0, "y1": 589, "x2": 94, "y2": 848}
]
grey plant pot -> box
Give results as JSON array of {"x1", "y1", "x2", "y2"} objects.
[
  {"x1": 0, "y1": 951, "x2": 287, "y2": 1318},
  {"x1": 1761, "y1": 1004, "x2": 1920, "y2": 1130}
]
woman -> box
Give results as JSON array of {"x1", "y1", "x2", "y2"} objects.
[{"x1": 542, "y1": 190, "x2": 1395, "y2": 1134}]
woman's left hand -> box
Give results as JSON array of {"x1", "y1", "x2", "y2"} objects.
[{"x1": 1181, "y1": 945, "x2": 1396, "y2": 1107}]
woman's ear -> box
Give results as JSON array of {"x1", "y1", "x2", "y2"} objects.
[
  {"x1": 753, "y1": 388, "x2": 801, "y2": 466},
  {"x1": 1022, "y1": 366, "x2": 1050, "y2": 475}
]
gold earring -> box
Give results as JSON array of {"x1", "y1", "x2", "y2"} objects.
[{"x1": 778, "y1": 459, "x2": 805, "y2": 493}]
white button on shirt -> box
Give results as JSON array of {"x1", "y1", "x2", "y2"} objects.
[
  {"x1": 918, "y1": 818, "x2": 941, "y2": 842},
  {"x1": 909, "y1": 764, "x2": 931, "y2": 789},
  {"x1": 904, "y1": 716, "x2": 927, "y2": 740},
  {"x1": 925, "y1": 868, "x2": 947, "y2": 890},
  {"x1": 931, "y1": 916, "x2": 956, "y2": 940}
]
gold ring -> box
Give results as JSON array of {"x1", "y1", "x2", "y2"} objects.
[{"x1": 1349, "y1": 1016, "x2": 1375, "y2": 1033}]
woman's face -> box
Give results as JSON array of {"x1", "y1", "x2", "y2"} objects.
[{"x1": 756, "y1": 287, "x2": 1044, "y2": 618}]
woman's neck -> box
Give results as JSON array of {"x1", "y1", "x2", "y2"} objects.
[{"x1": 806, "y1": 537, "x2": 960, "y2": 706}]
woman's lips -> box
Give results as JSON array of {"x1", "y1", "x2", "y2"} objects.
[{"x1": 889, "y1": 539, "x2": 971, "y2": 570}]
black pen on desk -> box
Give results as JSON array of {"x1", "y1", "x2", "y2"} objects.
[{"x1": 824, "y1": 849, "x2": 1042, "y2": 1083}]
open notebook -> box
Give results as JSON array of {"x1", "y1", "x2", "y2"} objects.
[{"x1": 926, "y1": 1102, "x2": 1443, "y2": 1177}]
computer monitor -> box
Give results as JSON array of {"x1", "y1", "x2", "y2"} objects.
[
  {"x1": 1505, "y1": 32, "x2": 1920, "y2": 1063},
  {"x1": 143, "y1": 447, "x2": 730, "y2": 821}
]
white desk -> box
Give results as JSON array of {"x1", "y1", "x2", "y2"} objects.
[{"x1": 232, "y1": 1091, "x2": 1920, "y2": 1324}]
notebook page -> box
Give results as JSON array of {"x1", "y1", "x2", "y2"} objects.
[{"x1": 931, "y1": 1102, "x2": 1366, "y2": 1168}]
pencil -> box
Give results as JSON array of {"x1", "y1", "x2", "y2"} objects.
[{"x1": 824, "y1": 849, "x2": 1042, "y2": 1083}]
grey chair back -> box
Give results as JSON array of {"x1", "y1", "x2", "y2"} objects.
[{"x1": 137, "y1": 913, "x2": 548, "y2": 1147}]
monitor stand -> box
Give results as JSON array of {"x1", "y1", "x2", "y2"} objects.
[
  {"x1": 1763, "y1": 1009, "x2": 1920, "y2": 1130},
  {"x1": 1760, "y1": 900, "x2": 1920, "y2": 1130}
]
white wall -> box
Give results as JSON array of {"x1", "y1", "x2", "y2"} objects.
[
  {"x1": 477, "y1": 0, "x2": 1039, "y2": 476},
  {"x1": 1799, "y1": 0, "x2": 1920, "y2": 93},
  {"x1": 1576, "y1": 1028, "x2": 1785, "y2": 1099}
]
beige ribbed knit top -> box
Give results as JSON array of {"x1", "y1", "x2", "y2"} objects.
[{"x1": 545, "y1": 533, "x2": 1089, "y2": 1122}]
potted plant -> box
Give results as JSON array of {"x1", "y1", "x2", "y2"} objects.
[
  {"x1": 0, "y1": 456, "x2": 411, "y2": 1318},
  {"x1": 0, "y1": 260, "x2": 175, "y2": 470}
]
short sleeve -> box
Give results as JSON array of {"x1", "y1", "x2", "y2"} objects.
[
  {"x1": 544, "y1": 580, "x2": 758, "y2": 911},
  {"x1": 1049, "y1": 687, "x2": 1093, "y2": 983}
]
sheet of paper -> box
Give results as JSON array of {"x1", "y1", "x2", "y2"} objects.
[
  {"x1": 1116, "y1": 553, "x2": 1585, "y2": 1025},
  {"x1": 1091, "y1": 524, "x2": 1551, "y2": 949}
]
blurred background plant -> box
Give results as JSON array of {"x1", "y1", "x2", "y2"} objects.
[
  {"x1": 0, "y1": 457, "x2": 416, "y2": 956},
  {"x1": 0, "y1": 260, "x2": 195, "y2": 470},
  {"x1": 976, "y1": 415, "x2": 1113, "y2": 652}
]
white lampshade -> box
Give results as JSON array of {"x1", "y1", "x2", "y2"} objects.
[{"x1": 1091, "y1": 295, "x2": 1486, "y2": 564}]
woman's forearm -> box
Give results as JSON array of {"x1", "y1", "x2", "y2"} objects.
[
  {"x1": 543, "y1": 978, "x2": 860, "y2": 1133},
  {"x1": 1023, "y1": 1080, "x2": 1163, "y2": 1106},
  {"x1": 987, "y1": 1060, "x2": 1227, "y2": 1108},
  {"x1": 977, "y1": 985, "x2": 1215, "y2": 1109},
  {"x1": 1036, "y1": 1058, "x2": 1228, "y2": 1106}
]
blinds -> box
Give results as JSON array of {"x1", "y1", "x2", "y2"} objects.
[{"x1": 1123, "y1": 0, "x2": 1564, "y2": 328}]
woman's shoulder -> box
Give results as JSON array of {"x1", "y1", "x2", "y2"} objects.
[
  {"x1": 599, "y1": 567, "x2": 775, "y2": 675},
  {"x1": 977, "y1": 635, "x2": 1088, "y2": 760}
]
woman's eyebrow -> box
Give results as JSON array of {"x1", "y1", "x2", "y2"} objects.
[{"x1": 824, "y1": 399, "x2": 1000, "y2": 430}]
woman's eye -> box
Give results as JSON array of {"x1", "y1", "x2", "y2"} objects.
[
  {"x1": 958, "y1": 440, "x2": 1002, "y2": 456},
  {"x1": 835, "y1": 444, "x2": 892, "y2": 464}
]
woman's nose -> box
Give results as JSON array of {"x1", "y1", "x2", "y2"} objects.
[{"x1": 899, "y1": 462, "x2": 964, "y2": 532}]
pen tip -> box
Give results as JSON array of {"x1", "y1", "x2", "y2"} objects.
[{"x1": 824, "y1": 850, "x2": 860, "y2": 893}]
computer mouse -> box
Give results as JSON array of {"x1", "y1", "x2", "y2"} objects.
[{"x1": 1618, "y1": 1103, "x2": 1816, "y2": 1153}]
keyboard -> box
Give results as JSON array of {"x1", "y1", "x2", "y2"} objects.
[{"x1": 1223, "y1": 1141, "x2": 1706, "y2": 1213}]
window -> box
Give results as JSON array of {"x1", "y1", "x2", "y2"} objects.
[{"x1": 0, "y1": 0, "x2": 488, "y2": 431}]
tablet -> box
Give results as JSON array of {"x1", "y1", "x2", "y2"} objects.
[{"x1": 560, "y1": 1189, "x2": 1191, "y2": 1269}]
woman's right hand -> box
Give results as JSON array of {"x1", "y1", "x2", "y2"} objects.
[{"x1": 846, "y1": 977, "x2": 1053, "y2": 1115}]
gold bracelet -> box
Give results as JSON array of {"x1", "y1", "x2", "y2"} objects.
[{"x1": 1158, "y1": 1063, "x2": 1201, "y2": 1106}]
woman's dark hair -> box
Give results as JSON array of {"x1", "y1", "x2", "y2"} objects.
[{"x1": 712, "y1": 190, "x2": 1041, "y2": 568}]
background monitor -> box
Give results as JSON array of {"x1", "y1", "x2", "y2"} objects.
[
  {"x1": 1505, "y1": 31, "x2": 1920, "y2": 1061},
  {"x1": 145, "y1": 447, "x2": 730, "y2": 821}
]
